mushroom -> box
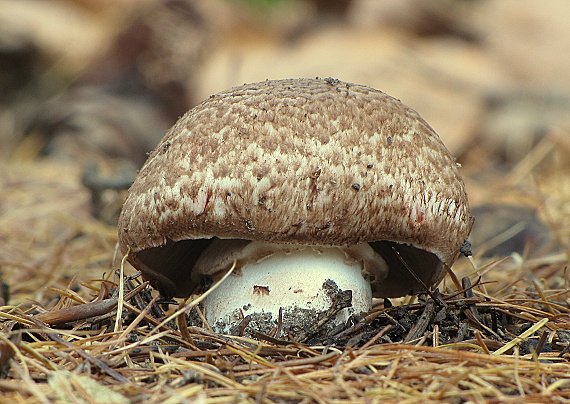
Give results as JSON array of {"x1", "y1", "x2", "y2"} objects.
[{"x1": 118, "y1": 78, "x2": 472, "y2": 337}]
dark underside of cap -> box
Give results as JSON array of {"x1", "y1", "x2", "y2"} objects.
[
  {"x1": 368, "y1": 240, "x2": 444, "y2": 297},
  {"x1": 130, "y1": 238, "x2": 443, "y2": 299}
]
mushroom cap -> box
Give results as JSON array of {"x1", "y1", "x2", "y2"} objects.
[{"x1": 118, "y1": 78, "x2": 472, "y2": 298}]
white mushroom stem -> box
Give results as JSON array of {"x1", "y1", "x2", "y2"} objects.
[{"x1": 202, "y1": 242, "x2": 379, "y2": 334}]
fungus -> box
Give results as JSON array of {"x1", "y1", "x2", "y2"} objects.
[{"x1": 118, "y1": 78, "x2": 472, "y2": 337}]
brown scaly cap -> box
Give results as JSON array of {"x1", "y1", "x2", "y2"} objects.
[{"x1": 118, "y1": 78, "x2": 472, "y2": 297}]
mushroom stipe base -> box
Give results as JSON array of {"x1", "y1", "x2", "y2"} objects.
[
  {"x1": 203, "y1": 245, "x2": 374, "y2": 337},
  {"x1": 219, "y1": 280, "x2": 353, "y2": 340}
]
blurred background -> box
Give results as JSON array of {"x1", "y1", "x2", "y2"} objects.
[{"x1": 0, "y1": 0, "x2": 569, "y2": 306}]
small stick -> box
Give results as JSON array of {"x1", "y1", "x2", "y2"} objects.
[
  {"x1": 34, "y1": 299, "x2": 117, "y2": 326},
  {"x1": 405, "y1": 299, "x2": 436, "y2": 343},
  {"x1": 462, "y1": 276, "x2": 480, "y2": 319},
  {"x1": 532, "y1": 330, "x2": 549, "y2": 361},
  {"x1": 34, "y1": 282, "x2": 148, "y2": 326},
  {"x1": 177, "y1": 299, "x2": 192, "y2": 344}
]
